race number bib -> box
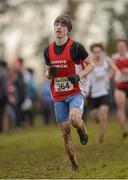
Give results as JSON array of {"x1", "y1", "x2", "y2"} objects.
[
  {"x1": 54, "y1": 77, "x2": 74, "y2": 92},
  {"x1": 96, "y1": 73, "x2": 105, "y2": 81}
]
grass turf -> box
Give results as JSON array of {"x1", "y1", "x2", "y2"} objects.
[{"x1": 0, "y1": 118, "x2": 128, "y2": 179}]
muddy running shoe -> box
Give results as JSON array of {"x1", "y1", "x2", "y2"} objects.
[
  {"x1": 77, "y1": 125, "x2": 88, "y2": 145},
  {"x1": 72, "y1": 164, "x2": 79, "y2": 172},
  {"x1": 98, "y1": 137, "x2": 103, "y2": 143},
  {"x1": 123, "y1": 131, "x2": 128, "y2": 138}
]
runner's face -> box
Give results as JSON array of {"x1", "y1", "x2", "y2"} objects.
[
  {"x1": 116, "y1": 41, "x2": 127, "y2": 54},
  {"x1": 92, "y1": 47, "x2": 103, "y2": 60},
  {"x1": 54, "y1": 22, "x2": 68, "y2": 38}
]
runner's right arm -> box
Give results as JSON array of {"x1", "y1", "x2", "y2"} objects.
[{"x1": 44, "y1": 48, "x2": 59, "y2": 79}]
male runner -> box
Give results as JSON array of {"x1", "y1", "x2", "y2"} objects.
[
  {"x1": 112, "y1": 39, "x2": 128, "y2": 138},
  {"x1": 43, "y1": 14, "x2": 95, "y2": 170},
  {"x1": 87, "y1": 43, "x2": 120, "y2": 143}
]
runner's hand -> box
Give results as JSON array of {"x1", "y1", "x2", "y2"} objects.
[
  {"x1": 48, "y1": 66, "x2": 59, "y2": 76},
  {"x1": 67, "y1": 74, "x2": 80, "y2": 84}
]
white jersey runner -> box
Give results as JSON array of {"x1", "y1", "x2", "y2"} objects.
[{"x1": 87, "y1": 56, "x2": 110, "y2": 98}]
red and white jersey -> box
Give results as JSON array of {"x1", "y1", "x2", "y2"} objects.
[
  {"x1": 113, "y1": 53, "x2": 128, "y2": 88},
  {"x1": 48, "y1": 39, "x2": 87, "y2": 101}
]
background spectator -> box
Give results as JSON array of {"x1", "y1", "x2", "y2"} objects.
[
  {"x1": 40, "y1": 79, "x2": 55, "y2": 125},
  {"x1": 0, "y1": 59, "x2": 8, "y2": 132}
]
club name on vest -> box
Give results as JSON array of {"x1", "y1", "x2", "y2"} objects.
[{"x1": 51, "y1": 60, "x2": 68, "y2": 68}]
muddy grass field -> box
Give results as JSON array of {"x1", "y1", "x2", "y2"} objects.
[{"x1": 0, "y1": 118, "x2": 128, "y2": 179}]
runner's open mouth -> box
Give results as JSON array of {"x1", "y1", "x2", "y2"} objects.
[{"x1": 56, "y1": 30, "x2": 62, "y2": 33}]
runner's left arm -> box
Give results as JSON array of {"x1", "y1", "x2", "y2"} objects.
[
  {"x1": 107, "y1": 58, "x2": 121, "y2": 81},
  {"x1": 79, "y1": 56, "x2": 95, "y2": 79},
  {"x1": 107, "y1": 58, "x2": 120, "y2": 73},
  {"x1": 75, "y1": 43, "x2": 95, "y2": 79},
  {"x1": 67, "y1": 43, "x2": 95, "y2": 83}
]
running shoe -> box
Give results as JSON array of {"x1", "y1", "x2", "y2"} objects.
[
  {"x1": 123, "y1": 131, "x2": 128, "y2": 138},
  {"x1": 72, "y1": 164, "x2": 79, "y2": 172},
  {"x1": 77, "y1": 125, "x2": 88, "y2": 145}
]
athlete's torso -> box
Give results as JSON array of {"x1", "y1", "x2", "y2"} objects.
[
  {"x1": 113, "y1": 53, "x2": 128, "y2": 88},
  {"x1": 48, "y1": 39, "x2": 87, "y2": 101},
  {"x1": 87, "y1": 56, "x2": 110, "y2": 98}
]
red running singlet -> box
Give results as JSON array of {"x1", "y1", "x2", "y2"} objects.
[{"x1": 48, "y1": 39, "x2": 86, "y2": 101}]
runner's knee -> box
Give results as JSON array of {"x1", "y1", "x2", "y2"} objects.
[
  {"x1": 60, "y1": 123, "x2": 71, "y2": 139},
  {"x1": 69, "y1": 113, "x2": 81, "y2": 127},
  {"x1": 69, "y1": 113, "x2": 77, "y2": 124}
]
